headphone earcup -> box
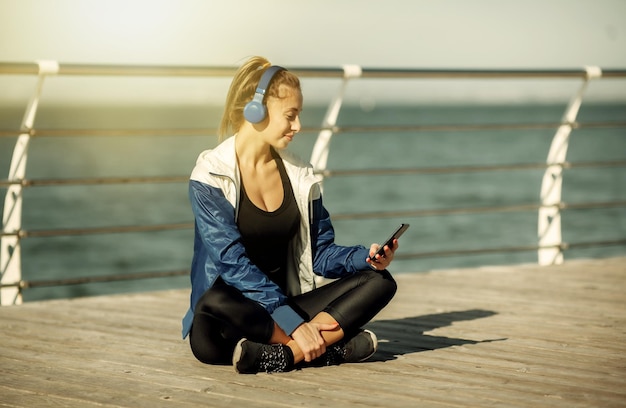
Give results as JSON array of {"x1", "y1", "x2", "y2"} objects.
[
  {"x1": 242, "y1": 65, "x2": 284, "y2": 124},
  {"x1": 243, "y1": 94, "x2": 267, "y2": 124}
]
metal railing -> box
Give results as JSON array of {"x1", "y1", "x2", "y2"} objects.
[{"x1": 1, "y1": 62, "x2": 625, "y2": 305}]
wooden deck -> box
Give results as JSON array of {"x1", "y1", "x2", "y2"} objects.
[{"x1": 1, "y1": 257, "x2": 625, "y2": 407}]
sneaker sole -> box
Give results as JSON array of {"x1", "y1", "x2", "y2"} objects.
[{"x1": 232, "y1": 338, "x2": 247, "y2": 373}]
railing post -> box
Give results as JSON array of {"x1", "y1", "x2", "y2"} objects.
[
  {"x1": 310, "y1": 65, "x2": 362, "y2": 178},
  {"x1": 537, "y1": 66, "x2": 602, "y2": 266},
  {"x1": 1, "y1": 60, "x2": 58, "y2": 305}
]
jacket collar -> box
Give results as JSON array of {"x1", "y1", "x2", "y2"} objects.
[
  {"x1": 190, "y1": 135, "x2": 239, "y2": 183},
  {"x1": 191, "y1": 135, "x2": 320, "y2": 187}
]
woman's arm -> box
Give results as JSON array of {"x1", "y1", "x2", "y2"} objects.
[{"x1": 310, "y1": 196, "x2": 372, "y2": 277}]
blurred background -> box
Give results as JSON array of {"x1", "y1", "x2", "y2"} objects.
[
  {"x1": 2, "y1": 0, "x2": 626, "y2": 105},
  {"x1": 1, "y1": 0, "x2": 625, "y2": 302}
]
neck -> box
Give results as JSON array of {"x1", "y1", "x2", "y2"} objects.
[{"x1": 235, "y1": 130, "x2": 273, "y2": 167}]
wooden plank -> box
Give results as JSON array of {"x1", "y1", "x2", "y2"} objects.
[{"x1": 0, "y1": 257, "x2": 624, "y2": 407}]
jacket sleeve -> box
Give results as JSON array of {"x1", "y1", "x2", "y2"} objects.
[
  {"x1": 189, "y1": 180, "x2": 304, "y2": 335},
  {"x1": 310, "y1": 195, "x2": 372, "y2": 278}
]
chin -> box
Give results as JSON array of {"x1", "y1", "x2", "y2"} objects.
[{"x1": 276, "y1": 139, "x2": 291, "y2": 149}]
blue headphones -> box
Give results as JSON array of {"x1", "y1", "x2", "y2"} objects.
[{"x1": 243, "y1": 65, "x2": 285, "y2": 124}]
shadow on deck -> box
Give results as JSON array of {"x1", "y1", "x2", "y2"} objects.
[{"x1": 1, "y1": 257, "x2": 624, "y2": 407}]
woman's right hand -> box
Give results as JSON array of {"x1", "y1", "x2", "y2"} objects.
[{"x1": 291, "y1": 321, "x2": 338, "y2": 362}]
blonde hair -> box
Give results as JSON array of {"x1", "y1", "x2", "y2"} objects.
[{"x1": 218, "y1": 56, "x2": 301, "y2": 140}]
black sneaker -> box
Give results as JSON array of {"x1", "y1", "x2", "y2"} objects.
[
  {"x1": 344, "y1": 329, "x2": 378, "y2": 362},
  {"x1": 323, "y1": 329, "x2": 378, "y2": 366},
  {"x1": 232, "y1": 338, "x2": 294, "y2": 374}
]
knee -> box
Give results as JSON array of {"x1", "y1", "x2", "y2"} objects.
[
  {"x1": 364, "y1": 269, "x2": 398, "y2": 301},
  {"x1": 189, "y1": 326, "x2": 233, "y2": 365},
  {"x1": 195, "y1": 285, "x2": 234, "y2": 315},
  {"x1": 189, "y1": 338, "x2": 231, "y2": 365},
  {"x1": 378, "y1": 269, "x2": 398, "y2": 300}
]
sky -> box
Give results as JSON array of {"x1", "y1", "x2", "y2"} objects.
[{"x1": 1, "y1": 0, "x2": 625, "y2": 106}]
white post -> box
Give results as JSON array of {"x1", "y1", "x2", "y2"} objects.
[
  {"x1": 310, "y1": 65, "x2": 362, "y2": 176},
  {"x1": 537, "y1": 66, "x2": 602, "y2": 266},
  {"x1": 1, "y1": 60, "x2": 58, "y2": 305}
]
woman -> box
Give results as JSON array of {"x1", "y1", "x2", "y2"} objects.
[{"x1": 181, "y1": 56, "x2": 398, "y2": 374}]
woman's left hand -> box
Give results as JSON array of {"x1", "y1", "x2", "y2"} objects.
[
  {"x1": 291, "y1": 321, "x2": 338, "y2": 362},
  {"x1": 367, "y1": 239, "x2": 398, "y2": 270}
]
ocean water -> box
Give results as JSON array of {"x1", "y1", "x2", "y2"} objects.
[{"x1": 0, "y1": 103, "x2": 625, "y2": 302}]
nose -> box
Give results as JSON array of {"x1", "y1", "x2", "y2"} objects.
[{"x1": 292, "y1": 116, "x2": 301, "y2": 133}]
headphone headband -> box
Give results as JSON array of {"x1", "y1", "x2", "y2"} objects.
[
  {"x1": 255, "y1": 66, "x2": 284, "y2": 97},
  {"x1": 243, "y1": 65, "x2": 285, "y2": 124}
]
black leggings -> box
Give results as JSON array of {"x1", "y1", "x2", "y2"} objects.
[{"x1": 189, "y1": 269, "x2": 397, "y2": 364}]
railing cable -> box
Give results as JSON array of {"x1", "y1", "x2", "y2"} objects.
[
  {"x1": 2, "y1": 200, "x2": 623, "y2": 239},
  {"x1": 1, "y1": 120, "x2": 625, "y2": 139},
  {"x1": 2, "y1": 62, "x2": 626, "y2": 79},
  {"x1": 2, "y1": 160, "x2": 625, "y2": 188},
  {"x1": 2, "y1": 237, "x2": 624, "y2": 290}
]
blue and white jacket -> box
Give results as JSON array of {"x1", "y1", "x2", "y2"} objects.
[{"x1": 181, "y1": 136, "x2": 371, "y2": 339}]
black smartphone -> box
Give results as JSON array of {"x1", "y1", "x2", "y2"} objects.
[{"x1": 371, "y1": 223, "x2": 410, "y2": 260}]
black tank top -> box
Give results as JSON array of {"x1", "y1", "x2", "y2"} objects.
[{"x1": 237, "y1": 149, "x2": 300, "y2": 292}]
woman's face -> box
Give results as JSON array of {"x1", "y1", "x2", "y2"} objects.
[{"x1": 260, "y1": 84, "x2": 303, "y2": 149}]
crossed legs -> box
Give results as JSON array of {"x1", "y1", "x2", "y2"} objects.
[{"x1": 189, "y1": 269, "x2": 397, "y2": 366}]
